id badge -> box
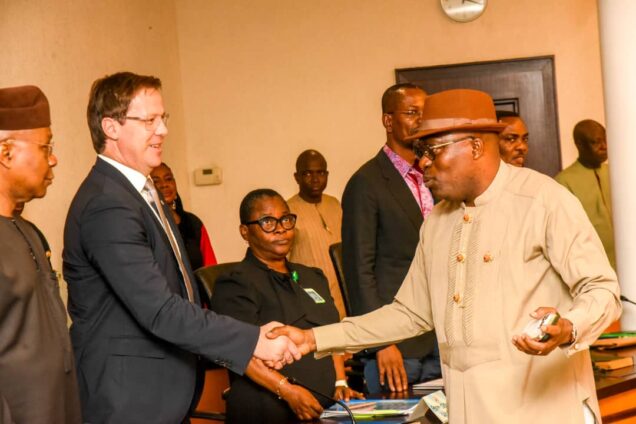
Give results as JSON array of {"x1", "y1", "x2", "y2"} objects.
[{"x1": 303, "y1": 288, "x2": 326, "y2": 304}]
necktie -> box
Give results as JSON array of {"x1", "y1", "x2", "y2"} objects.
[{"x1": 144, "y1": 178, "x2": 195, "y2": 303}]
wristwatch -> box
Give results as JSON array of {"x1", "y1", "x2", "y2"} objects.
[{"x1": 569, "y1": 325, "x2": 578, "y2": 345}]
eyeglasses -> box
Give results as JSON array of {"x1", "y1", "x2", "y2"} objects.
[
  {"x1": 243, "y1": 214, "x2": 297, "y2": 233},
  {"x1": 5, "y1": 138, "x2": 55, "y2": 157},
  {"x1": 389, "y1": 110, "x2": 423, "y2": 118},
  {"x1": 124, "y1": 113, "x2": 170, "y2": 131},
  {"x1": 413, "y1": 136, "x2": 476, "y2": 161}
]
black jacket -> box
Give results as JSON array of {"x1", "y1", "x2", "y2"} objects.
[
  {"x1": 341, "y1": 149, "x2": 436, "y2": 358},
  {"x1": 210, "y1": 250, "x2": 340, "y2": 423},
  {"x1": 63, "y1": 158, "x2": 259, "y2": 423}
]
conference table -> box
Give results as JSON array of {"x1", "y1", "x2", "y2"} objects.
[
  {"x1": 594, "y1": 345, "x2": 636, "y2": 423},
  {"x1": 193, "y1": 346, "x2": 636, "y2": 423},
  {"x1": 317, "y1": 345, "x2": 636, "y2": 424},
  {"x1": 318, "y1": 390, "x2": 441, "y2": 424}
]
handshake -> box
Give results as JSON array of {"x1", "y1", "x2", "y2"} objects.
[{"x1": 252, "y1": 322, "x2": 318, "y2": 369}]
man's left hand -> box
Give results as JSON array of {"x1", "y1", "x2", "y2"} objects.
[{"x1": 512, "y1": 307, "x2": 574, "y2": 356}]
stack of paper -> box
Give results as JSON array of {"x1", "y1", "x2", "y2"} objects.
[
  {"x1": 424, "y1": 390, "x2": 449, "y2": 423},
  {"x1": 412, "y1": 377, "x2": 444, "y2": 391},
  {"x1": 592, "y1": 351, "x2": 635, "y2": 370},
  {"x1": 320, "y1": 398, "x2": 421, "y2": 419},
  {"x1": 593, "y1": 332, "x2": 636, "y2": 349}
]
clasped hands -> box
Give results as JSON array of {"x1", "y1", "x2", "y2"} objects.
[
  {"x1": 256, "y1": 307, "x2": 575, "y2": 371},
  {"x1": 253, "y1": 321, "x2": 316, "y2": 369}
]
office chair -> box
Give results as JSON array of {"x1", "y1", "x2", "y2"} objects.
[
  {"x1": 328, "y1": 242, "x2": 352, "y2": 316},
  {"x1": 328, "y1": 242, "x2": 365, "y2": 392},
  {"x1": 195, "y1": 262, "x2": 240, "y2": 303},
  {"x1": 189, "y1": 262, "x2": 239, "y2": 422}
]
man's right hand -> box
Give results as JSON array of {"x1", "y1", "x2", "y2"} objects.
[
  {"x1": 376, "y1": 344, "x2": 408, "y2": 392},
  {"x1": 253, "y1": 322, "x2": 301, "y2": 369},
  {"x1": 266, "y1": 325, "x2": 317, "y2": 356}
]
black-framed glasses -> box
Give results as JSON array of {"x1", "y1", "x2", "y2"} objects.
[
  {"x1": 243, "y1": 214, "x2": 297, "y2": 233},
  {"x1": 5, "y1": 138, "x2": 55, "y2": 157},
  {"x1": 413, "y1": 136, "x2": 476, "y2": 161},
  {"x1": 124, "y1": 113, "x2": 170, "y2": 131}
]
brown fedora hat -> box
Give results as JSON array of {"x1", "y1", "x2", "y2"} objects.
[{"x1": 406, "y1": 89, "x2": 506, "y2": 140}]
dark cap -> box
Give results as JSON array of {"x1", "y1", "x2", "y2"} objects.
[{"x1": 0, "y1": 85, "x2": 51, "y2": 130}]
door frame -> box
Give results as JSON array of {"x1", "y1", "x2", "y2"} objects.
[{"x1": 395, "y1": 56, "x2": 562, "y2": 176}]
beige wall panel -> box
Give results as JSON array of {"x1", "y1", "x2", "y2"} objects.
[
  {"x1": 174, "y1": 0, "x2": 605, "y2": 261},
  {"x1": 0, "y1": 0, "x2": 189, "y2": 300},
  {"x1": 1, "y1": 0, "x2": 606, "y2": 265}
]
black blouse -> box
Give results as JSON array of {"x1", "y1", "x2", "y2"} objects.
[{"x1": 210, "y1": 249, "x2": 340, "y2": 423}]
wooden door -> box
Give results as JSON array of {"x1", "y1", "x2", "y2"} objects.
[{"x1": 396, "y1": 56, "x2": 561, "y2": 176}]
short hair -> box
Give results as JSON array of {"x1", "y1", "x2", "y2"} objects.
[
  {"x1": 295, "y1": 149, "x2": 327, "y2": 172},
  {"x1": 495, "y1": 110, "x2": 519, "y2": 120},
  {"x1": 573, "y1": 119, "x2": 603, "y2": 145},
  {"x1": 239, "y1": 188, "x2": 286, "y2": 224},
  {"x1": 87, "y1": 72, "x2": 162, "y2": 153},
  {"x1": 381, "y1": 83, "x2": 424, "y2": 113}
]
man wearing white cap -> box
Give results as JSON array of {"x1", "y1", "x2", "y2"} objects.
[{"x1": 0, "y1": 85, "x2": 81, "y2": 423}]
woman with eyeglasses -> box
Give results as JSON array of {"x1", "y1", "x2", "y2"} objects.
[
  {"x1": 210, "y1": 188, "x2": 363, "y2": 423},
  {"x1": 150, "y1": 162, "x2": 217, "y2": 271}
]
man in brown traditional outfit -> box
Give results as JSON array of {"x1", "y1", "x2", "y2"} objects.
[
  {"x1": 0, "y1": 85, "x2": 82, "y2": 423},
  {"x1": 270, "y1": 89, "x2": 621, "y2": 423}
]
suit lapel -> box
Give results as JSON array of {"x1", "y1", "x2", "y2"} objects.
[
  {"x1": 374, "y1": 150, "x2": 423, "y2": 231},
  {"x1": 94, "y1": 158, "x2": 199, "y2": 304}
]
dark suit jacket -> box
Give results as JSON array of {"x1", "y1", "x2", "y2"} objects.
[
  {"x1": 210, "y1": 250, "x2": 339, "y2": 423},
  {"x1": 342, "y1": 149, "x2": 436, "y2": 358},
  {"x1": 63, "y1": 158, "x2": 259, "y2": 424}
]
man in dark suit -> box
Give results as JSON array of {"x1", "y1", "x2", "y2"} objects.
[
  {"x1": 341, "y1": 83, "x2": 440, "y2": 393},
  {"x1": 63, "y1": 72, "x2": 299, "y2": 423}
]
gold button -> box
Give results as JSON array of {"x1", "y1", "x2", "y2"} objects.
[
  {"x1": 463, "y1": 214, "x2": 471, "y2": 222},
  {"x1": 45, "y1": 250, "x2": 52, "y2": 258},
  {"x1": 453, "y1": 293, "x2": 460, "y2": 303},
  {"x1": 483, "y1": 253, "x2": 493, "y2": 263},
  {"x1": 456, "y1": 253, "x2": 465, "y2": 263}
]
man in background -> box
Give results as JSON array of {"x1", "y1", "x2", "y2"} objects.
[
  {"x1": 0, "y1": 85, "x2": 81, "y2": 423},
  {"x1": 63, "y1": 72, "x2": 299, "y2": 423},
  {"x1": 341, "y1": 83, "x2": 440, "y2": 392},
  {"x1": 556, "y1": 119, "x2": 615, "y2": 268},
  {"x1": 496, "y1": 110, "x2": 529, "y2": 167},
  {"x1": 288, "y1": 149, "x2": 346, "y2": 319}
]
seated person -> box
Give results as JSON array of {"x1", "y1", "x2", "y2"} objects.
[
  {"x1": 496, "y1": 110, "x2": 529, "y2": 167},
  {"x1": 151, "y1": 162, "x2": 217, "y2": 270},
  {"x1": 210, "y1": 189, "x2": 362, "y2": 423}
]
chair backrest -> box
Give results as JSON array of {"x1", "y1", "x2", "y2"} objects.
[
  {"x1": 195, "y1": 262, "x2": 240, "y2": 301},
  {"x1": 329, "y1": 242, "x2": 352, "y2": 316}
]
